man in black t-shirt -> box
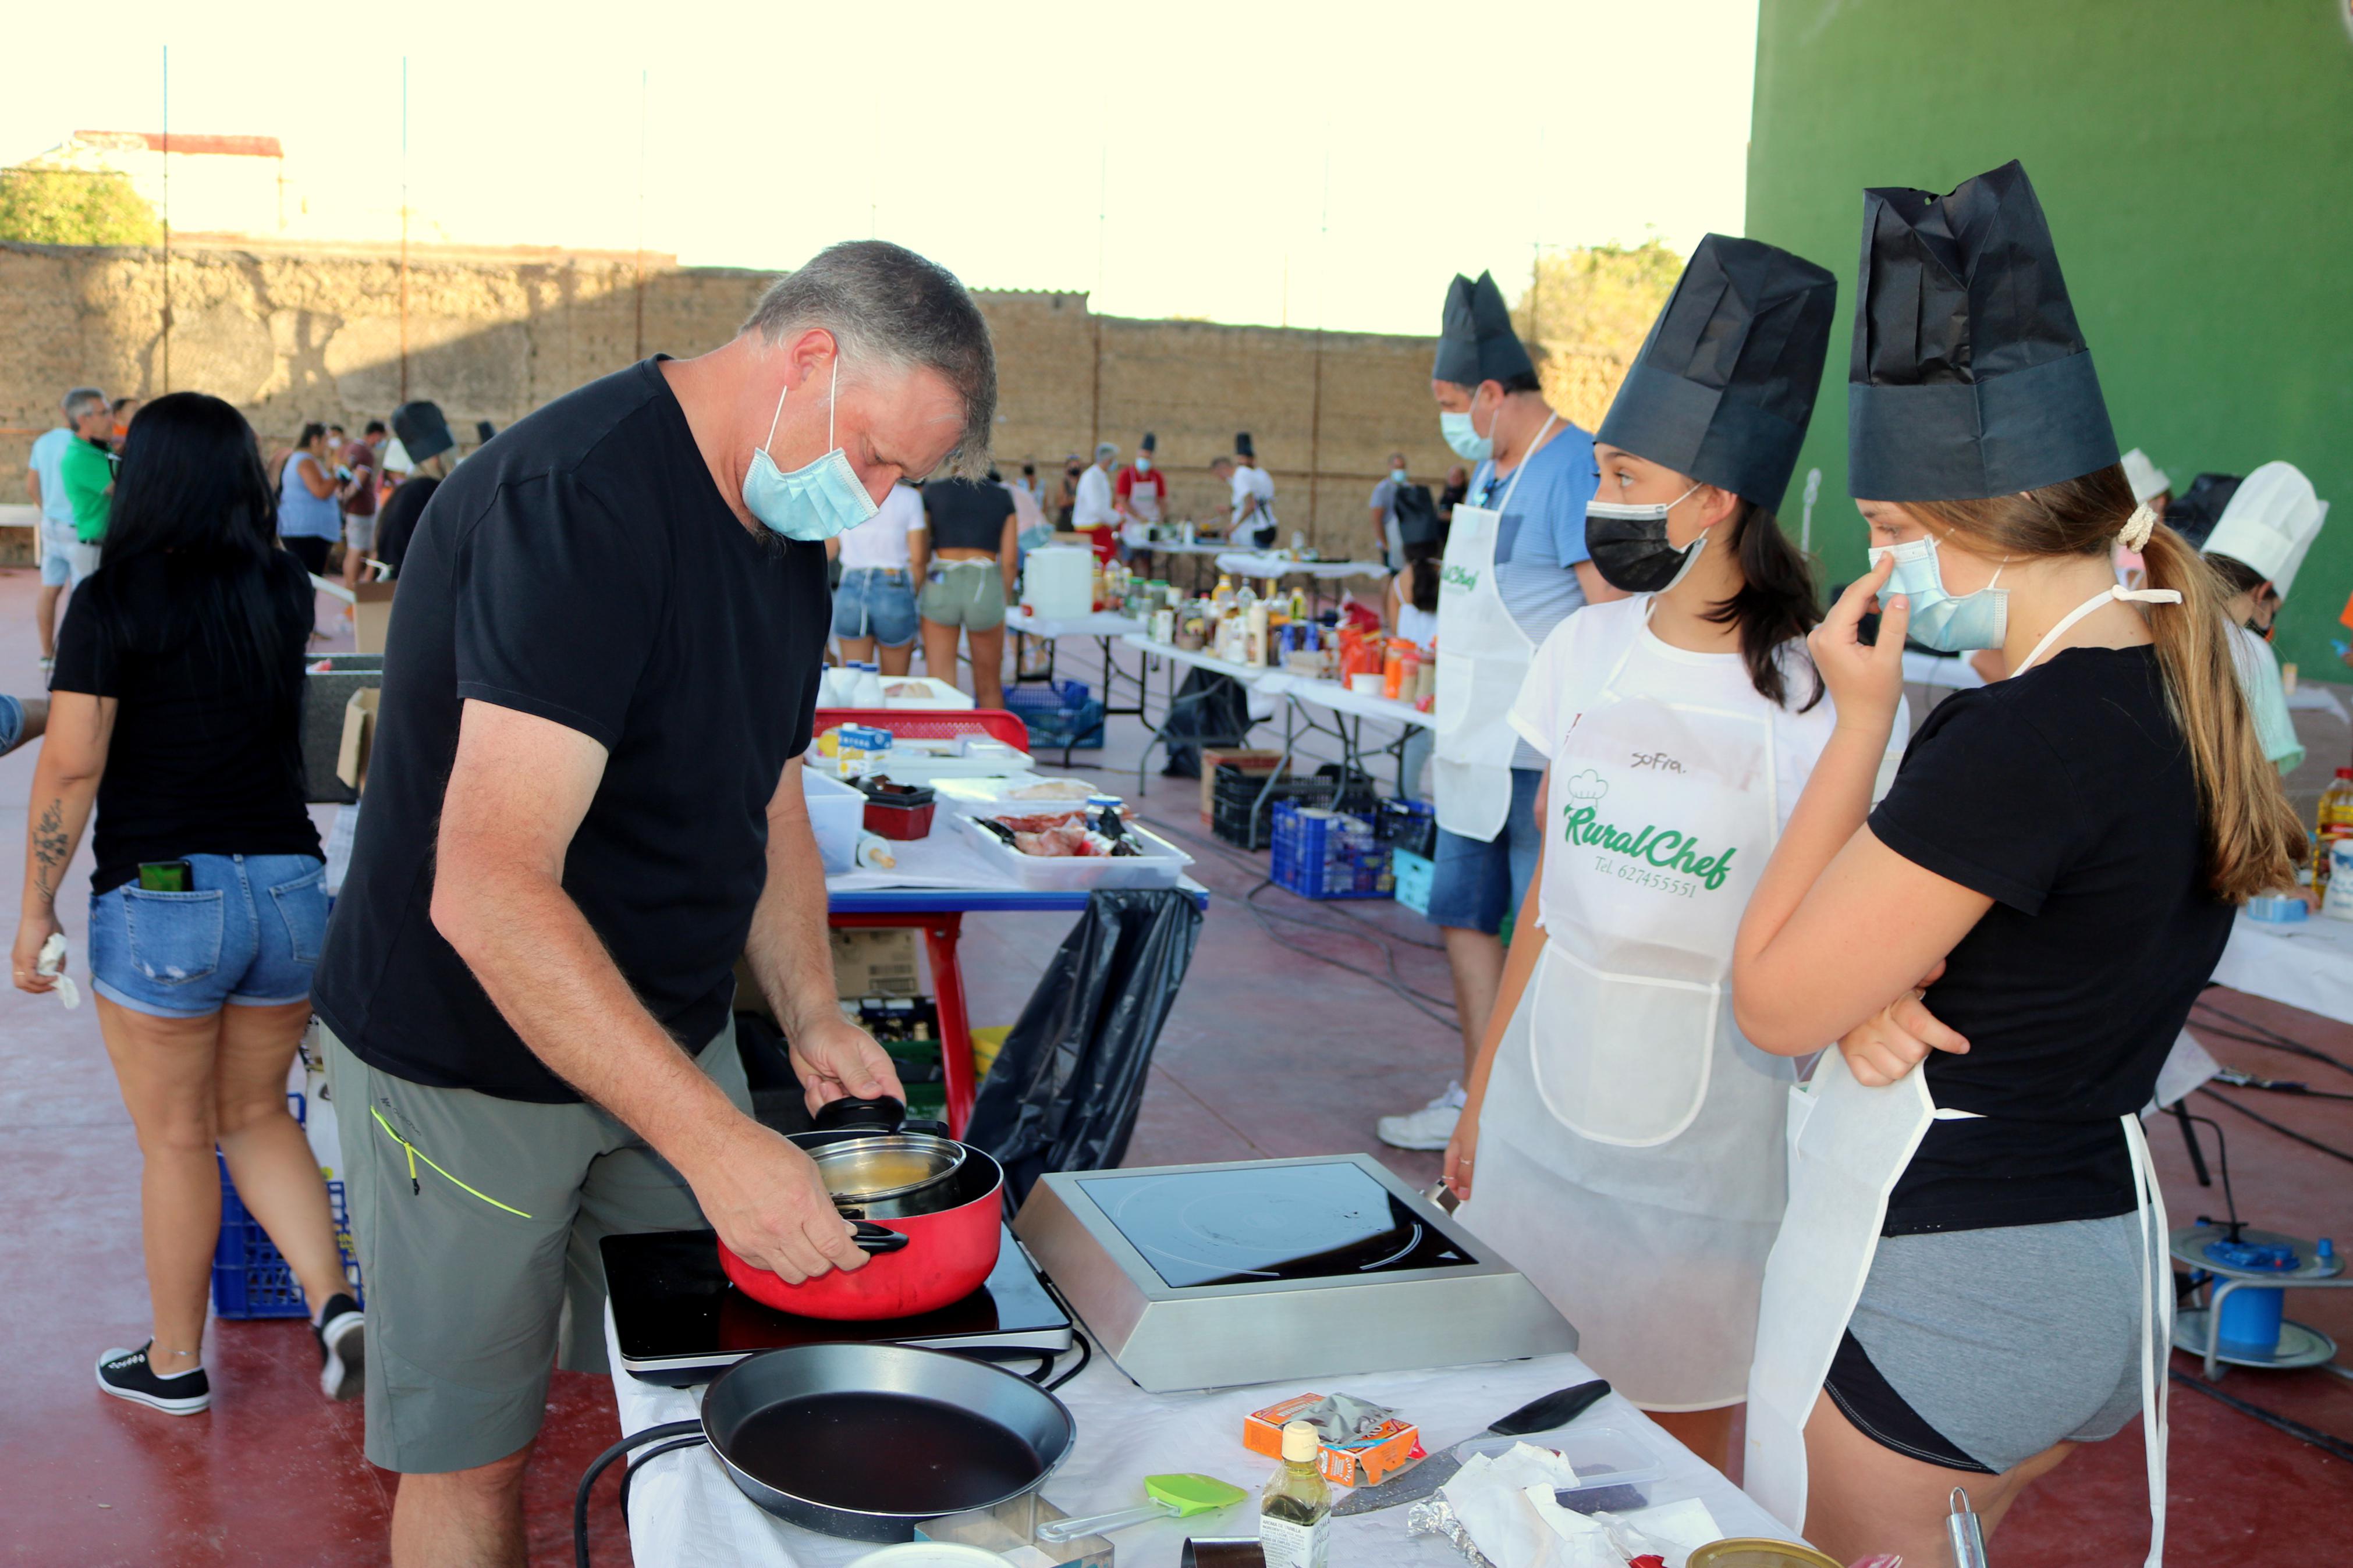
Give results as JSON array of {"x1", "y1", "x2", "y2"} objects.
[{"x1": 310, "y1": 241, "x2": 997, "y2": 1559}]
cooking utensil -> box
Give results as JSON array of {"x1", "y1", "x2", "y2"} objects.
[
  {"x1": 1683, "y1": 1541, "x2": 1844, "y2": 1568},
  {"x1": 1330, "y1": 1379, "x2": 1611, "y2": 1516},
  {"x1": 718, "y1": 1097, "x2": 1005, "y2": 1321},
  {"x1": 1948, "y1": 1485, "x2": 1990, "y2": 1568},
  {"x1": 810, "y1": 1134, "x2": 968, "y2": 1206},
  {"x1": 573, "y1": 1343, "x2": 1076, "y2": 1564},
  {"x1": 1034, "y1": 1472, "x2": 1250, "y2": 1542}
]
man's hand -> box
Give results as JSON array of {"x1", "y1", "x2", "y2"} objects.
[
  {"x1": 687, "y1": 1116, "x2": 869, "y2": 1283},
  {"x1": 788, "y1": 1010, "x2": 904, "y2": 1115},
  {"x1": 1836, "y1": 960, "x2": 1968, "y2": 1087}
]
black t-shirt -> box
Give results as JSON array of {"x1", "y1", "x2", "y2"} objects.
[
  {"x1": 1868, "y1": 645, "x2": 2231, "y2": 1233},
  {"x1": 312, "y1": 360, "x2": 830, "y2": 1102},
  {"x1": 374, "y1": 474, "x2": 438, "y2": 577},
  {"x1": 921, "y1": 478, "x2": 1014, "y2": 552},
  {"x1": 51, "y1": 552, "x2": 323, "y2": 893}
]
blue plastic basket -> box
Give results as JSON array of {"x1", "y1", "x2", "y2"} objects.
[
  {"x1": 211, "y1": 1093, "x2": 364, "y2": 1320},
  {"x1": 1005, "y1": 680, "x2": 1105, "y2": 749},
  {"x1": 1270, "y1": 799, "x2": 1394, "y2": 900},
  {"x1": 1392, "y1": 849, "x2": 1436, "y2": 916}
]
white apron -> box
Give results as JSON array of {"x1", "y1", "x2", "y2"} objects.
[
  {"x1": 1128, "y1": 474, "x2": 1163, "y2": 525},
  {"x1": 1461, "y1": 610, "x2": 1793, "y2": 1408},
  {"x1": 1743, "y1": 585, "x2": 2180, "y2": 1563},
  {"x1": 1432, "y1": 414, "x2": 1556, "y2": 841}
]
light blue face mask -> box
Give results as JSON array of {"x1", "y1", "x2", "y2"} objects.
[
  {"x1": 741, "y1": 355, "x2": 878, "y2": 542},
  {"x1": 1440, "y1": 395, "x2": 1495, "y2": 462},
  {"x1": 1868, "y1": 532, "x2": 2008, "y2": 652}
]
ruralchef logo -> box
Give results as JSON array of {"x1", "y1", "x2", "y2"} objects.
[
  {"x1": 1440, "y1": 562, "x2": 1480, "y2": 592},
  {"x1": 1561, "y1": 783, "x2": 1739, "y2": 891}
]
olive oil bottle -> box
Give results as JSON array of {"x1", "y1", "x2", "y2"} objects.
[{"x1": 1259, "y1": 1419, "x2": 1332, "y2": 1568}]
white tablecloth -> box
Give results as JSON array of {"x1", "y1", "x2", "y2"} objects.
[
  {"x1": 604, "y1": 1307, "x2": 1797, "y2": 1568},
  {"x1": 2212, "y1": 910, "x2": 2353, "y2": 1026},
  {"x1": 1006, "y1": 610, "x2": 1144, "y2": 640},
  {"x1": 1262, "y1": 674, "x2": 1438, "y2": 731},
  {"x1": 1119, "y1": 632, "x2": 1268, "y2": 685},
  {"x1": 1214, "y1": 552, "x2": 1389, "y2": 581}
]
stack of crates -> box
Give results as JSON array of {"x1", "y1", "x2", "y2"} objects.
[
  {"x1": 1212, "y1": 763, "x2": 1379, "y2": 852},
  {"x1": 846, "y1": 994, "x2": 949, "y2": 1122},
  {"x1": 1003, "y1": 678, "x2": 1105, "y2": 750},
  {"x1": 1270, "y1": 800, "x2": 1394, "y2": 899},
  {"x1": 1381, "y1": 799, "x2": 1439, "y2": 916},
  {"x1": 212, "y1": 1091, "x2": 364, "y2": 1320}
]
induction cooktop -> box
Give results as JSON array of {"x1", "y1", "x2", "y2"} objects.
[
  {"x1": 603, "y1": 1226, "x2": 1073, "y2": 1387},
  {"x1": 1013, "y1": 1154, "x2": 1576, "y2": 1392}
]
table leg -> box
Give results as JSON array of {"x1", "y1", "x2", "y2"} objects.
[{"x1": 826, "y1": 911, "x2": 975, "y2": 1137}]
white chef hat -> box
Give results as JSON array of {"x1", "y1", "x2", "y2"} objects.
[
  {"x1": 2203, "y1": 460, "x2": 2327, "y2": 599},
  {"x1": 2120, "y1": 449, "x2": 2171, "y2": 505}
]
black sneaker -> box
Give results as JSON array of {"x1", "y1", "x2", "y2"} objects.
[
  {"x1": 95, "y1": 1343, "x2": 211, "y2": 1415},
  {"x1": 315, "y1": 1293, "x2": 366, "y2": 1401}
]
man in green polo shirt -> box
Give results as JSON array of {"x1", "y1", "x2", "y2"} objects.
[{"x1": 58, "y1": 393, "x2": 116, "y2": 547}]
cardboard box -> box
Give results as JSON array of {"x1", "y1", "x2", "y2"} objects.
[
  {"x1": 335, "y1": 688, "x2": 379, "y2": 791},
  {"x1": 1200, "y1": 748, "x2": 1284, "y2": 825},
  {"x1": 830, "y1": 927, "x2": 922, "y2": 998},
  {"x1": 352, "y1": 579, "x2": 397, "y2": 656},
  {"x1": 1244, "y1": 1393, "x2": 1421, "y2": 1487}
]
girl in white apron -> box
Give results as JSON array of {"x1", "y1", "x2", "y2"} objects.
[
  {"x1": 1444, "y1": 235, "x2": 1884, "y2": 1474},
  {"x1": 1729, "y1": 161, "x2": 2305, "y2": 1565}
]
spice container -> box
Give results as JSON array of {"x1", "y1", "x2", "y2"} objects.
[{"x1": 857, "y1": 777, "x2": 938, "y2": 840}]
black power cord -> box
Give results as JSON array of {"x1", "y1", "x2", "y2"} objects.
[
  {"x1": 2170, "y1": 1370, "x2": 2353, "y2": 1466},
  {"x1": 2190, "y1": 1000, "x2": 2353, "y2": 1080},
  {"x1": 574, "y1": 1418, "x2": 704, "y2": 1568},
  {"x1": 2196, "y1": 1086, "x2": 2353, "y2": 1167}
]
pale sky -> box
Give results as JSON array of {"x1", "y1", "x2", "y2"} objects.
[{"x1": 6, "y1": 0, "x2": 1759, "y2": 337}]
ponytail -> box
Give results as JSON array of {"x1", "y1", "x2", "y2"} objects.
[
  {"x1": 2136, "y1": 522, "x2": 2305, "y2": 901},
  {"x1": 1704, "y1": 500, "x2": 1823, "y2": 712},
  {"x1": 1915, "y1": 466, "x2": 2304, "y2": 903}
]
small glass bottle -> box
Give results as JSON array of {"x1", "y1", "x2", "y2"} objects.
[{"x1": 1259, "y1": 1419, "x2": 1331, "y2": 1568}]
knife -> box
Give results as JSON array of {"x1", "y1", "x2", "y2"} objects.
[{"x1": 1331, "y1": 1379, "x2": 1611, "y2": 1516}]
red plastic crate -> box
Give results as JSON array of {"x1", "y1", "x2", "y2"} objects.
[{"x1": 814, "y1": 707, "x2": 1029, "y2": 751}]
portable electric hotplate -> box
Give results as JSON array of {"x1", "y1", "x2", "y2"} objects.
[
  {"x1": 1013, "y1": 1154, "x2": 1577, "y2": 1391},
  {"x1": 604, "y1": 1225, "x2": 1073, "y2": 1387}
]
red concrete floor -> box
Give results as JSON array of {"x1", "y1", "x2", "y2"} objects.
[{"x1": 2, "y1": 573, "x2": 2348, "y2": 1563}]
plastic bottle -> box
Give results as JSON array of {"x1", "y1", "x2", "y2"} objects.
[
  {"x1": 1260, "y1": 1420, "x2": 1331, "y2": 1568},
  {"x1": 851, "y1": 662, "x2": 887, "y2": 707},
  {"x1": 1247, "y1": 600, "x2": 1271, "y2": 666},
  {"x1": 1212, "y1": 574, "x2": 1235, "y2": 613},
  {"x1": 2317, "y1": 769, "x2": 2353, "y2": 893},
  {"x1": 1291, "y1": 586, "x2": 1308, "y2": 621}
]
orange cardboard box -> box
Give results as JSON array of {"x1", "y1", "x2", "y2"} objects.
[{"x1": 1243, "y1": 1393, "x2": 1421, "y2": 1487}]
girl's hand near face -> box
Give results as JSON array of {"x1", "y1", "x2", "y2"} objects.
[{"x1": 1810, "y1": 550, "x2": 1908, "y2": 738}]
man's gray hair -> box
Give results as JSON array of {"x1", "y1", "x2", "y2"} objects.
[
  {"x1": 62, "y1": 386, "x2": 107, "y2": 421},
  {"x1": 741, "y1": 241, "x2": 996, "y2": 478},
  {"x1": 1094, "y1": 442, "x2": 1118, "y2": 462}
]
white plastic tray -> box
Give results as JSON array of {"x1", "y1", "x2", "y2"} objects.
[
  {"x1": 801, "y1": 769, "x2": 864, "y2": 874},
  {"x1": 929, "y1": 774, "x2": 1116, "y2": 816},
  {"x1": 952, "y1": 810, "x2": 1191, "y2": 891}
]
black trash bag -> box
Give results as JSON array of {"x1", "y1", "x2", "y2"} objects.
[
  {"x1": 1157, "y1": 669, "x2": 1254, "y2": 778},
  {"x1": 963, "y1": 888, "x2": 1205, "y2": 1203}
]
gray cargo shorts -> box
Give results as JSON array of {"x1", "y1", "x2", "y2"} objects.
[{"x1": 324, "y1": 1019, "x2": 751, "y2": 1474}]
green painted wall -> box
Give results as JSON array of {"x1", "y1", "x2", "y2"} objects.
[{"x1": 1746, "y1": 0, "x2": 2353, "y2": 678}]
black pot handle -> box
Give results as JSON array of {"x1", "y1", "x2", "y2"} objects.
[
  {"x1": 851, "y1": 1221, "x2": 911, "y2": 1254},
  {"x1": 811, "y1": 1094, "x2": 907, "y2": 1132}
]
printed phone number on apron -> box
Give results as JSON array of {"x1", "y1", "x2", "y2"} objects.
[{"x1": 1591, "y1": 855, "x2": 1704, "y2": 898}]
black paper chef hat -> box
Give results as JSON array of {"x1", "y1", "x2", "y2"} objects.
[
  {"x1": 1432, "y1": 271, "x2": 1535, "y2": 389},
  {"x1": 390, "y1": 400, "x2": 453, "y2": 463},
  {"x1": 1141, "y1": 431, "x2": 1157, "y2": 453},
  {"x1": 1595, "y1": 234, "x2": 1836, "y2": 515},
  {"x1": 1847, "y1": 160, "x2": 2118, "y2": 502},
  {"x1": 2166, "y1": 472, "x2": 2244, "y2": 552},
  {"x1": 1234, "y1": 432, "x2": 1255, "y2": 459}
]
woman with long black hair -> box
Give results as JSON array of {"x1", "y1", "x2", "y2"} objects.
[
  {"x1": 12, "y1": 393, "x2": 363, "y2": 1416},
  {"x1": 1445, "y1": 236, "x2": 1900, "y2": 1473}
]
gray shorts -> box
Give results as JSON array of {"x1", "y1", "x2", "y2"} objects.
[
  {"x1": 343, "y1": 510, "x2": 377, "y2": 552},
  {"x1": 918, "y1": 559, "x2": 1007, "y2": 630},
  {"x1": 1830, "y1": 1214, "x2": 2157, "y2": 1473},
  {"x1": 324, "y1": 1019, "x2": 751, "y2": 1473}
]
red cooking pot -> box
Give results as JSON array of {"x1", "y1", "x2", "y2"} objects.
[{"x1": 717, "y1": 1097, "x2": 1005, "y2": 1321}]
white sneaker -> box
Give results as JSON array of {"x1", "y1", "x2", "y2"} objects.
[{"x1": 1377, "y1": 1082, "x2": 1467, "y2": 1151}]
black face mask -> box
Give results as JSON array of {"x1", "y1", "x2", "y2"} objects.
[{"x1": 1585, "y1": 493, "x2": 1706, "y2": 594}]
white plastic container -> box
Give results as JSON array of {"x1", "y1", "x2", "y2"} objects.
[
  {"x1": 1023, "y1": 546, "x2": 1095, "y2": 619},
  {"x1": 954, "y1": 810, "x2": 1191, "y2": 891},
  {"x1": 801, "y1": 768, "x2": 864, "y2": 874},
  {"x1": 2325, "y1": 840, "x2": 2353, "y2": 921},
  {"x1": 931, "y1": 774, "x2": 1111, "y2": 815}
]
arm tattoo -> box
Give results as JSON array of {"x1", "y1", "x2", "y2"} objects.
[{"x1": 31, "y1": 799, "x2": 67, "y2": 904}]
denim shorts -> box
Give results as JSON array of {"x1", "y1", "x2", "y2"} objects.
[
  {"x1": 832, "y1": 567, "x2": 918, "y2": 646},
  {"x1": 1424, "y1": 766, "x2": 1544, "y2": 934},
  {"x1": 0, "y1": 695, "x2": 23, "y2": 756},
  {"x1": 87, "y1": 852, "x2": 329, "y2": 1018}
]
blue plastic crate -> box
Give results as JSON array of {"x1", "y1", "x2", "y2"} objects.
[
  {"x1": 1270, "y1": 799, "x2": 1394, "y2": 900},
  {"x1": 1006, "y1": 680, "x2": 1103, "y2": 749},
  {"x1": 211, "y1": 1093, "x2": 364, "y2": 1320},
  {"x1": 1392, "y1": 849, "x2": 1436, "y2": 916}
]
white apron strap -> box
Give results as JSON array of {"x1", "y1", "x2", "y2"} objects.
[
  {"x1": 2123, "y1": 1111, "x2": 2171, "y2": 1566},
  {"x1": 2012, "y1": 585, "x2": 2184, "y2": 676}
]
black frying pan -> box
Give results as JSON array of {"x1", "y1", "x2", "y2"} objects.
[{"x1": 574, "y1": 1342, "x2": 1076, "y2": 1563}]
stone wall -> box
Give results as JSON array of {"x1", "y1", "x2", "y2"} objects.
[{"x1": 2, "y1": 238, "x2": 1458, "y2": 558}]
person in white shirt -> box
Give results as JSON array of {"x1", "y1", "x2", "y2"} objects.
[
  {"x1": 1211, "y1": 432, "x2": 1277, "y2": 547},
  {"x1": 1071, "y1": 441, "x2": 1120, "y2": 563},
  {"x1": 827, "y1": 480, "x2": 925, "y2": 675},
  {"x1": 2201, "y1": 461, "x2": 2327, "y2": 777}
]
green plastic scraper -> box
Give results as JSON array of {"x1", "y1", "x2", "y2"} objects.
[{"x1": 1034, "y1": 1473, "x2": 1251, "y2": 1543}]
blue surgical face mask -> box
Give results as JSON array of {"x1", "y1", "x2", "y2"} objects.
[
  {"x1": 1390, "y1": 466, "x2": 1409, "y2": 485},
  {"x1": 1135, "y1": 455, "x2": 1152, "y2": 474},
  {"x1": 741, "y1": 355, "x2": 878, "y2": 542},
  {"x1": 1440, "y1": 392, "x2": 1495, "y2": 462},
  {"x1": 1868, "y1": 532, "x2": 2008, "y2": 652}
]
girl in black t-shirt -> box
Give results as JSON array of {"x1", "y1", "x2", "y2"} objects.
[
  {"x1": 1727, "y1": 163, "x2": 2304, "y2": 1565},
  {"x1": 12, "y1": 393, "x2": 363, "y2": 1417}
]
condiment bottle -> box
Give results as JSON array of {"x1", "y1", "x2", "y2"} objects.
[
  {"x1": 1259, "y1": 1419, "x2": 1330, "y2": 1568},
  {"x1": 2317, "y1": 768, "x2": 2353, "y2": 893}
]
